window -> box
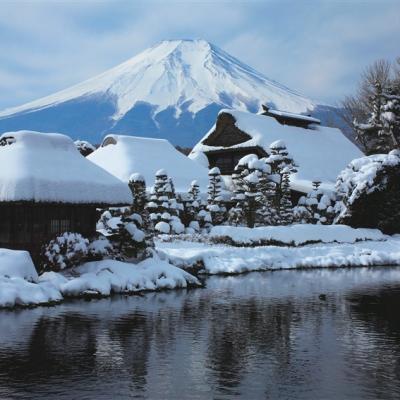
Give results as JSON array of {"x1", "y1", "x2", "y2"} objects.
[{"x1": 50, "y1": 219, "x2": 71, "y2": 234}]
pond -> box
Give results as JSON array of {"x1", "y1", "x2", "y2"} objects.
[{"x1": 1, "y1": 267, "x2": 400, "y2": 399}]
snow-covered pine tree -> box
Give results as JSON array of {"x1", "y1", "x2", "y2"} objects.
[
  {"x1": 128, "y1": 173, "x2": 147, "y2": 214},
  {"x1": 207, "y1": 167, "x2": 226, "y2": 225},
  {"x1": 128, "y1": 172, "x2": 154, "y2": 248},
  {"x1": 188, "y1": 179, "x2": 201, "y2": 203},
  {"x1": 183, "y1": 180, "x2": 202, "y2": 233},
  {"x1": 279, "y1": 167, "x2": 294, "y2": 225},
  {"x1": 381, "y1": 84, "x2": 400, "y2": 149},
  {"x1": 265, "y1": 140, "x2": 297, "y2": 224},
  {"x1": 353, "y1": 80, "x2": 394, "y2": 154},
  {"x1": 98, "y1": 207, "x2": 146, "y2": 259},
  {"x1": 146, "y1": 169, "x2": 185, "y2": 234},
  {"x1": 229, "y1": 154, "x2": 270, "y2": 227},
  {"x1": 256, "y1": 156, "x2": 276, "y2": 223}
]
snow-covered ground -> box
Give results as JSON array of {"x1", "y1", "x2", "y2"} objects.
[
  {"x1": 0, "y1": 251, "x2": 200, "y2": 309},
  {"x1": 156, "y1": 233, "x2": 400, "y2": 275},
  {"x1": 209, "y1": 224, "x2": 386, "y2": 246}
]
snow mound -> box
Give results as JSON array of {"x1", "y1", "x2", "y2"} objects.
[
  {"x1": 41, "y1": 257, "x2": 200, "y2": 297},
  {"x1": 0, "y1": 248, "x2": 62, "y2": 308},
  {"x1": 0, "y1": 248, "x2": 38, "y2": 281},
  {"x1": 88, "y1": 134, "x2": 209, "y2": 192},
  {"x1": 190, "y1": 110, "x2": 363, "y2": 192},
  {"x1": 209, "y1": 224, "x2": 387, "y2": 246},
  {"x1": 0, "y1": 131, "x2": 132, "y2": 204}
]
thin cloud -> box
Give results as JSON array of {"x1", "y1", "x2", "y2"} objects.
[{"x1": 0, "y1": 0, "x2": 399, "y2": 109}]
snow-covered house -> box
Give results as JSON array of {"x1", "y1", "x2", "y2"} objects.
[
  {"x1": 88, "y1": 134, "x2": 209, "y2": 192},
  {"x1": 189, "y1": 109, "x2": 363, "y2": 194},
  {"x1": 0, "y1": 131, "x2": 131, "y2": 259}
]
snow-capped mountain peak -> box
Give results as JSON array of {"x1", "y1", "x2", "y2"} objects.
[
  {"x1": 0, "y1": 39, "x2": 337, "y2": 146},
  {"x1": 0, "y1": 39, "x2": 314, "y2": 120}
]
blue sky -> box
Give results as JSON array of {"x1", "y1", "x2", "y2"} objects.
[{"x1": 0, "y1": 0, "x2": 399, "y2": 110}]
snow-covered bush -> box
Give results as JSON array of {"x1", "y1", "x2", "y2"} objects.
[
  {"x1": 41, "y1": 232, "x2": 89, "y2": 272},
  {"x1": 74, "y1": 140, "x2": 96, "y2": 157},
  {"x1": 87, "y1": 235, "x2": 114, "y2": 260},
  {"x1": 294, "y1": 181, "x2": 336, "y2": 224},
  {"x1": 334, "y1": 150, "x2": 400, "y2": 233},
  {"x1": 197, "y1": 209, "x2": 213, "y2": 231}
]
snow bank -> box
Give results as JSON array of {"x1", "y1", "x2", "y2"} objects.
[
  {"x1": 0, "y1": 248, "x2": 62, "y2": 308},
  {"x1": 88, "y1": 135, "x2": 209, "y2": 193},
  {"x1": 0, "y1": 278, "x2": 62, "y2": 308},
  {"x1": 0, "y1": 250, "x2": 200, "y2": 309},
  {"x1": 190, "y1": 110, "x2": 363, "y2": 192},
  {"x1": 156, "y1": 236, "x2": 400, "y2": 275},
  {"x1": 0, "y1": 130, "x2": 131, "y2": 204},
  {"x1": 209, "y1": 224, "x2": 386, "y2": 246},
  {"x1": 40, "y1": 257, "x2": 200, "y2": 297}
]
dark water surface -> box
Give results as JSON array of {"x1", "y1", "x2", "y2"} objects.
[{"x1": 1, "y1": 267, "x2": 400, "y2": 399}]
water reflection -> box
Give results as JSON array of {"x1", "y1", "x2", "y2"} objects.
[{"x1": 0, "y1": 267, "x2": 400, "y2": 399}]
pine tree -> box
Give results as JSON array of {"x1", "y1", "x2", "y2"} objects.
[
  {"x1": 207, "y1": 167, "x2": 226, "y2": 225},
  {"x1": 229, "y1": 154, "x2": 270, "y2": 227},
  {"x1": 128, "y1": 173, "x2": 147, "y2": 214},
  {"x1": 294, "y1": 180, "x2": 336, "y2": 224},
  {"x1": 353, "y1": 80, "x2": 399, "y2": 154},
  {"x1": 265, "y1": 141, "x2": 297, "y2": 224},
  {"x1": 381, "y1": 84, "x2": 400, "y2": 149},
  {"x1": 146, "y1": 170, "x2": 185, "y2": 234},
  {"x1": 128, "y1": 173, "x2": 154, "y2": 248},
  {"x1": 99, "y1": 207, "x2": 146, "y2": 259},
  {"x1": 279, "y1": 167, "x2": 294, "y2": 225},
  {"x1": 184, "y1": 180, "x2": 202, "y2": 232}
]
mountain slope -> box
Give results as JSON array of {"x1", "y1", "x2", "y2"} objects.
[{"x1": 0, "y1": 39, "x2": 339, "y2": 146}]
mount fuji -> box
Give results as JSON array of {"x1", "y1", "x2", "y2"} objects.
[{"x1": 0, "y1": 39, "x2": 341, "y2": 146}]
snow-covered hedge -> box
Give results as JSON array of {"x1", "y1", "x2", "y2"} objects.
[
  {"x1": 209, "y1": 224, "x2": 386, "y2": 247},
  {"x1": 335, "y1": 150, "x2": 400, "y2": 234}
]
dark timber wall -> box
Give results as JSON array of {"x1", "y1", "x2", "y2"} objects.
[{"x1": 0, "y1": 203, "x2": 99, "y2": 263}]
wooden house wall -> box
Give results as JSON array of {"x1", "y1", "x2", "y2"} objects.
[{"x1": 0, "y1": 203, "x2": 99, "y2": 262}]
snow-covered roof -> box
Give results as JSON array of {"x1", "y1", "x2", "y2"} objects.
[
  {"x1": 190, "y1": 110, "x2": 363, "y2": 192},
  {"x1": 88, "y1": 134, "x2": 209, "y2": 192},
  {"x1": 267, "y1": 108, "x2": 320, "y2": 124},
  {"x1": 0, "y1": 131, "x2": 132, "y2": 204}
]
